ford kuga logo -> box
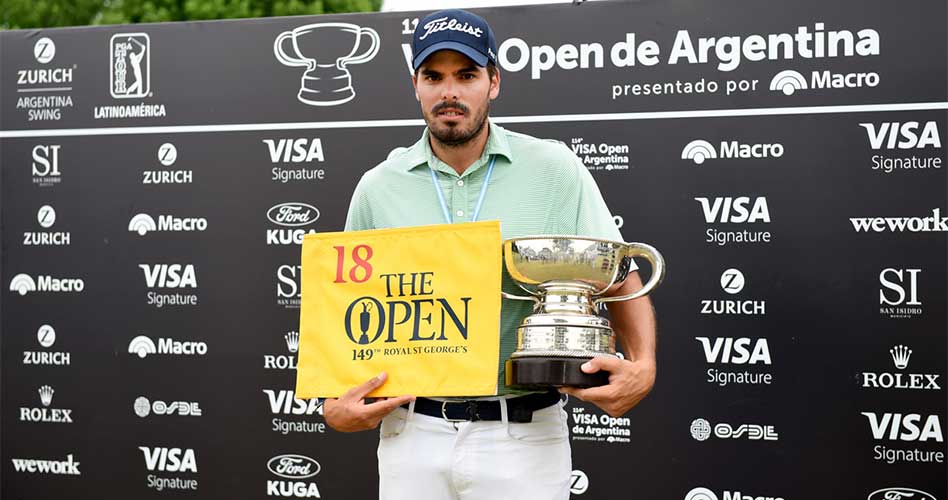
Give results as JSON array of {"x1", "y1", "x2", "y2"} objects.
[
  {"x1": 267, "y1": 203, "x2": 319, "y2": 227},
  {"x1": 868, "y1": 487, "x2": 936, "y2": 500},
  {"x1": 267, "y1": 454, "x2": 320, "y2": 479}
]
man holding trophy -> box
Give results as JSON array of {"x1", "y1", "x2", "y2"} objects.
[{"x1": 323, "y1": 9, "x2": 659, "y2": 499}]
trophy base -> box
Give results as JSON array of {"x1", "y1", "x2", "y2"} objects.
[{"x1": 505, "y1": 357, "x2": 609, "y2": 389}]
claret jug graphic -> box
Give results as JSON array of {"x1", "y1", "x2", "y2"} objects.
[
  {"x1": 502, "y1": 237, "x2": 665, "y2": 388},
  {"x1": 274, "y1": 23, "x2": 380, "y2": 106}
]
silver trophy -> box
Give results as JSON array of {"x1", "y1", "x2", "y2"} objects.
[{"x1": 502, "y1": 236, "x2": 665, "y2": 388}]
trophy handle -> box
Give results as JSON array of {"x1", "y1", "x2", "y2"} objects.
[
  {"x1": 339, "y1": 27, "x2": 380, "y2": 69},
  {"x1": 501, "y1": 291, "x2": 540, "y2": 304},
  {"x1": 274, "y1": 31, "x2": 313, "y2": 69},
  {"x1": 595, "y1": 242, "x2": 665, "y2": 305}
]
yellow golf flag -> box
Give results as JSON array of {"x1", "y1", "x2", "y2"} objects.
[{"x1": 296, "y1": 221, "x2": 502, "y2": 398}]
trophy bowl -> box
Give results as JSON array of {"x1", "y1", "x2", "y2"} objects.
[{"x1": 502, "y1": 236, "x2": 665, "y2": 388}]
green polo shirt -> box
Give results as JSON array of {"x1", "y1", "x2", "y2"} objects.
[{"x1": 345, "y1": 121, "x2": 624, "y2": 395}]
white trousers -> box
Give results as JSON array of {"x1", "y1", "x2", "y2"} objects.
[{"x1": 377, "y1": 399, "x2": 572, "y2": 500}]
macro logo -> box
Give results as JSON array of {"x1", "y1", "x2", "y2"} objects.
[
  {"x1": 10, "y1": 274, "x2": 37, "y2": 296},
  {"x1": 879, "y1": 268, "x2": 922, "y2": 318},
  {"x1": 128, "y1": 335, "x2": 157, "y2": 358},
  {"x1": 129, "y1": 214, "x2": 158, "y2": 235},
  {"x1": 24, "y1": 205, "x2": 71, "y2": 246},
  {"x1": 20, "y1": 385, "x2": 73, "y2": 423},
  {"x1": 140, "y1": 446, "x2": 199, "y2": 491},
  {"x1": 867, "y1": 487, "x2": 936, "y2": 500},
  {"x1": 129, "y1": 213, "x2": 208, "y2": 236},
  {"x1": 128, "y1": 335, "x2": 208, "y2": 359},
  {"x1": 691, "y1": 418, "x2": 778, "y2": 441},
  {"x1": 570, "y1": 470, "x2": 589, "y2": 495},
  {"x1": 681, "y1": 140, "x2": 783, "y2": 165},
  {"x1": 861, "y1": 344, "x2": 941, "y2": 391},
  {"x1": 9, "y1": 273, "x2": 84, "y2": 295},
  {"x1": 110, "y1": 33, "x2": 150, "y2": 98},
  {"x1": 143, "y1": 143, "x2": 192, "y2": 184},
  {"x1": 695, "y1": 196, "x2": 772, "y2": 246},
  {"x1": 134, "y1": 397, "x2": 202, "y2": 418},
  {"x1": 32, "y1": 145, "x2": 62, "y2": 186},
  {"x1": 860, "y1": 121, "x2": 943, "y2": 174},
  {"x1": 264, "y1": 138, "x2": 327, "y2": 184},
  {"x1": 700, "y1": 269, "x2": 765, "y2": 316},
  {"x1": 681, "y1": 140, "x2": 716, "y2": 165},
  {"x1": 264, "y1": 331, "x2": 299, "y2": 370},
  {"x1": 266, "y1": 202, "x2": 319, "y2": 245},
  {"x1": 685, "y1": 487, "x2": 785, "y2": 500},
  {"x1": 263, "y1": 389, "x2": 327, "y2": 435},
  {"x1": 771, "y1": 67, "x2": 879, "y2": 95},
  {"x1": 24, "y1": 324, "x2": 71, "y2": 366},
  {"x1": 11, "y1": 454, "x2": 81, "y2": 476},
  {"x1": 266, "y1": 454, "x2": 322, "y2": 498},
  {"x1": 685, "y1": 488, "x2": 718, "y2": 500},
  {"x1": 769, "y1": 69, "x2": 807, "y2": 95}
]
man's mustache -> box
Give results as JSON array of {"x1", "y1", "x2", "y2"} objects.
[{"x1": 431, "y1": 101, "x2": 470, "y2": 115}]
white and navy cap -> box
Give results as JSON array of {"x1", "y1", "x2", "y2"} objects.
[{"x1": 411, "y1": 9, "x2": 498, "y2": 70}]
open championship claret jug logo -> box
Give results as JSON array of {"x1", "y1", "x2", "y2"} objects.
[
  {"x1": 295, "y1": 222, "x2": 502, "y2": 398},
  {"x1": 273, "y1": 23, "x2": 380, "y2": 106}
]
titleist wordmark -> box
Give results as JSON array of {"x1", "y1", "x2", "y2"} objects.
[{"x1": 418, "y1": 17, "x2": 483, "y2": 41}]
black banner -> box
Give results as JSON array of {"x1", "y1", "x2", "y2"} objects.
[{"x1": 2, "y1": 1, "x2": 946, "y2": 499}]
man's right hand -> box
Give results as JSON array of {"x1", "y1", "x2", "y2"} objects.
[{"x1": 323, "y1": 372, "x2": 415, "y2": 433}]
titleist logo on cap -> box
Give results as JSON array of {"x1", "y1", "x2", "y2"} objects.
[{"x1": 419, "y1": 17, "x2": 484, "y2": 41}]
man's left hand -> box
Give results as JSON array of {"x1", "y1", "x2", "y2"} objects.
[{"x1": 557, "y1": 356, "x2": 656, "y2": 417}]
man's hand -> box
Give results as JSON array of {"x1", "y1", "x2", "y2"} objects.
[
  {"x1": 558, "y1": 357, "x2": 656, "y2": 417},
  {"x1": 323, "y1": 372, "x2": 415, "y2": 432}
]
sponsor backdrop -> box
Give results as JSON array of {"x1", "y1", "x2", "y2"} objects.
[{"x1": 1, "y1": 1, "x2": 946, "y2": 499}]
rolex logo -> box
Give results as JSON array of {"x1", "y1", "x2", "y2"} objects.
[
  {"x1": 285, "y1": 331, "x2": 300, "y2": 353},
  {"x1": 890, "y1": 345, "x2": 912, "y2": 370},
  {"x1": 38, "y1": 385, "x2": 55, "y2": 406}
]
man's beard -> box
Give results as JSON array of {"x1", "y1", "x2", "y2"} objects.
[{"x1": 426, "y1": 99, "x2": 490, "y2": 147}]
